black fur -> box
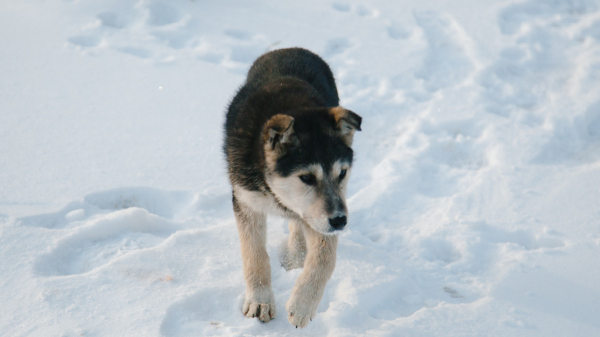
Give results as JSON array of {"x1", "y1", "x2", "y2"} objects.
[{"x1": 224, "y1": 47, "x2": 352, "y2": 191}]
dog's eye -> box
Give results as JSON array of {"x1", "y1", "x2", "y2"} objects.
[
  {"x1": 299, "y1": 174, "x2": 316, "y2": 186},
  {"x1": 339, "y1": 169, "x2": 347, "y2": 181}
]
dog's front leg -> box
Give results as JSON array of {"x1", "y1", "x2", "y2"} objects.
[
  {"x1": 279, "y1": 219, "x2": 307, "y2": 271},
  {"x1": 233, "y1": 197, "x2": 276, "y2": 322},
  {"x1": 286, "y1": 222, "x2": 338, "y2": 328}
]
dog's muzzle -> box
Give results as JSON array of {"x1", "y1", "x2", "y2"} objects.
[{"x1": 329, "y1": 215, "x2": 347, "y2": 231}]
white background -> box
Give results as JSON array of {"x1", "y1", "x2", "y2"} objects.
[{"x1": 1, "y1": 0, "x2": 600, "y2": 336}]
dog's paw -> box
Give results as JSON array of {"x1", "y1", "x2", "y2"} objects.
[
  {"x1": 242, "y1": 289, "x2": 276, "y2": 322},
  {"x1": 243, "y1": 302, "x2": 276, "y2": 322},
  {"x1": 285, "y1": 294, "x2": 317, "y2": 328}
]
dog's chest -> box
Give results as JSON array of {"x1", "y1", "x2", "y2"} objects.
[{"x1": 233, "y1": 185, "x2": 292, "y2": 217}]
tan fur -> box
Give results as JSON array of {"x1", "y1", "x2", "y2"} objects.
[
  {"x1": 233, "y1": 198, "x2": 276, "y2": 322},
  {"x1": 286, "y1": 220, "x2": 337, "y2": 328},
  {"x1": 329, "y1": 107, "x2": 361, "y2": 146},
  {"x1": 234, "y1": 160, "x2": 346, "y2": 327},
  {"x1": 235, "y1": 186, "x2": 338, "y2": 328},
  {"x1": 234, "y1": 185, "x2": 291, "y2": 218},
  {"x1": 233, "y1": 109, "x2": 357, "y2": 328},
  {"x1": 267, "y1": 163, "x2": 348, "y2": 234},
  {"x1": 263, "y1": 116, "x2": 294, "y2": 175},
  {"x1": 279, "y1": 219, "x2": 307, "y2": 271},
  {"x1": 263, "y1": 114, "x2": 297, "y2": 167}
]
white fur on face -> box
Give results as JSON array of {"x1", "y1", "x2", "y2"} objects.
[{"x1": 268, "y1": 161, "x2": 351, "y2": 234}]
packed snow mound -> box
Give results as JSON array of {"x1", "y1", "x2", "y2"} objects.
[{"x1": 1, "y1": 0, "x2": 600, "y2": 336}]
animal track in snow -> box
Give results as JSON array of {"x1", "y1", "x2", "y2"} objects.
[
  {"x1": 465, "y1": 221, "x2": 565, "y2": 251},
  {"x1": 195, "y1": 43, "x2": 225, "y2": 64},
  {"x1": 159, "y1": 286, "x2": 242, "y2": 336},
  {"x1": 19, "y1": 187, "x2": 196, "y2": 229},
  {"x1": 480, "y1": 0, "x2": 600, "y2": 118},
  {"x1": 324, "y1": 38, "x2": 351, "y2": 56},
  {"x1": 413, "y1": 11, "x2": 475, "y2": 92},
  {"x1": 194, "y1": 30, "x2": 271, "y2": 73},
  {"x1": 331, "y1": 2, "x2": 379, "y2": 17},
  {"x1": 19, "y1": 200, "x2": 95, "y2": 229},
  {"x1": 97, "y1": 11, "x2": 128, "y2": 29},
  {"x1": 417, "y1": 238, "x2": 462, "y2": 264},
  {"x1": 355, "y1": 5, "x2": 379, "y2": 18},
  {"x1": 386, "y1": 21, "x2": 410, "y2": 40},
  {"x1": 498, "y1": 0, "x2": 598, "y2": 35},
  {"x1": 68, "y1": 35, "x2": 101, "y2": 48},
  {"x1": 66, "y1": 2, "x2": 274, "y2": 70},
  {"x1": 67, "y1": 1, "x2": 192, "y2": 61},
  {"x1": 116, "y1": 46, "x2": 153, "y2": 59},
  {"x1": 34, "y1": 207, "x2": 178, "y2": 277},
  {"x1": 224, "y1": 29, "x2": 253, "y2": 41},
  {"x1": 145, "y1": 2, "x2": 183, "y2": 27},
  {"x1": 332, "y1": 2, "x2": 351, "y2": 12},
  {"x1": 84, "y1": 187, "x2": 196, "y2": 220}
]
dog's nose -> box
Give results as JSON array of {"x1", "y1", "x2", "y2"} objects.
[{"x1": 329, "y1": 216, "x2": 347, "y2": 230}]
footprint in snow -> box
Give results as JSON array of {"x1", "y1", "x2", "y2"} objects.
[
  {"x1": 498, "y1": 0, "x2": 597, "y2": 35},
  {"x1": 331, "y1": 2, "x2": 379, "y2": 17},
  {"x1": 97, "y1": 11, "x2": 128, "y2": 29},
  {"x1": 332, "y1": 2, "x2": 351, "y2": 12},
  {"x1": 68, "y1": 1, "x2": 193, "y2": 60},
  {"x1": 195, "y1": 43, "x2": 226, "y2": 64},
  {"x1": 466, "y1": 221, "x2": 565, "y2": 250},
  {"x1": 84, "y1": 187, "x2": 196, "y2": 220},
  {"x1": 355, "y1": 4, "x2": 378, "y2": 17},
  {"x1": 224, "y1": 29, "x2": 254, "y2": 41},
  {"x1": 195, "y1": 29, "x2": 272, "y2": 73},
  {"x1": 323, "y1": 38, "x2": 351, "y2": 57},
  {"x1": 159, "y1": 286, "x2": 243, "y2": 336},
  {"x1": 413, "y1": 11, "x2": 475, "y2": 92},
  {"x1": 145, "y1": 2, "x2": 183, "y2": 27},
  {"x1": 33, "y1": 207, "x2": 179, "y2": 277},
  {"x1": 116, "y1": 46, "x2": 153, "y2": 59},
  {"x1": 68, "y1": 35, "x2": 101, "y2": 48},
  {"x1": 386, "y1": 21, "x2": 410, "y2": 40},
  {"x1": 19, "y1": 187, "x2": 196, "y2": 228}
]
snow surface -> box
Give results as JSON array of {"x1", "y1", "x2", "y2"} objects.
[{"x1": 1, "y1": 0, "x2": 600, "y2": 336}]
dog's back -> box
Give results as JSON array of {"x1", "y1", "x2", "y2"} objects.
[{"x1": 245, "y1": 48, "x2": 339, "y2": 106}]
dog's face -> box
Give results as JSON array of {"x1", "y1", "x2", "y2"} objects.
[{"x1": 263, "y1": 107, "x2": 361, "y2": 234}]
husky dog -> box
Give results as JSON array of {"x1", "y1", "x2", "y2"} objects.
[{"x1": 224, "y1": 47, "x2": 361, "y2": 328}]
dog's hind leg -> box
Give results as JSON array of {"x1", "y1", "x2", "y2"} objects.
[
  {"x1": 279, "y1": 219, "x2": 307, "y2": 271},
  {"x1": 286, "y1": 222, "x2": 338, "y2": 328},
  {"x1": 233, "y1": 196, "x2": 276, "y2": 322}
]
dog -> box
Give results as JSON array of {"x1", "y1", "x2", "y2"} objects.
[{"x1": 224, "y1": 47, "x2": 361, "y2": 328}]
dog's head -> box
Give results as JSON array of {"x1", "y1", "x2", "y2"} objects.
[{"x1": 263, "y1": 107, "x2": 361, "y2": 234}]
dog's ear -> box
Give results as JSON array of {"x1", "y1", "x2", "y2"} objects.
[
  {"x1": 330, "y1": 107, "x2": 362, "y2": 146},
  {"x1": 263, "y1": 114, "x2": 296, "y2": 151}
]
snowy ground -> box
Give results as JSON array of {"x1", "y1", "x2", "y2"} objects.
[{"x1": 1, "y1": 0, "x2": 600, "y2": 336}]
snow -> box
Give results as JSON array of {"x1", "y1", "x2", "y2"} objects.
[{"x1": 1, "y1": 0, "x2": 600, "y2": 336}]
